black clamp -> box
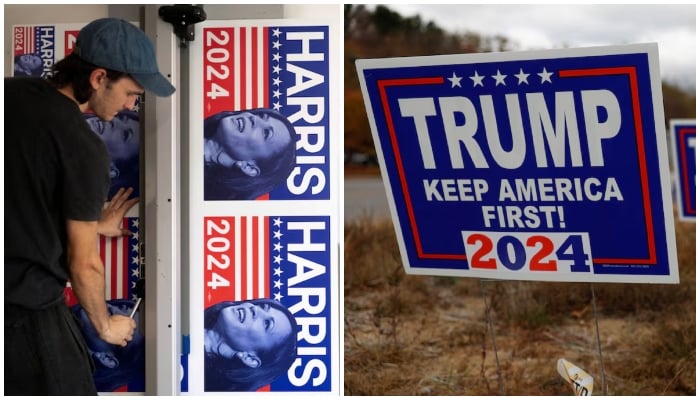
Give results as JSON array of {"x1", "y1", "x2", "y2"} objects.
[{"x1": 159, "y1": 4, "x2": 207, "y2": 48}]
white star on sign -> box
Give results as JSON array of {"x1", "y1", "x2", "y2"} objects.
[
  {"x1": 448, "y1": 72, "x2": 462, "y2": 88},
  {"x1": 538, "y1": 67, "x2": 553, "y2": 84},
  {"x1": 272, "y1": 28, "x2": 281, "y2": 37},
  {"x1": 492, "y1": 69, "x2": 507, "y2": 86},
  {"x1": 515, "y1": 68, "x2": 530, "y2": 85},
  {"x1": 470, "y1": 70, "x2": 484, "y2": 87}
]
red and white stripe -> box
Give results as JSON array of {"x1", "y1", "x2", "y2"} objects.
[
  {"x1": 203, "y1": 26, "x2": 270, "y2": 119},
  {"x1": 230, "y1": 26, "x2": 270, "y2": 111},
  {"x1": 99, "y1": 233, "x2": 130, "y2": 300},
  {"x1": 204, "y1": 216, "x2": 270, "y2": 308},
  {"x1": 231, "y1": 215, "x2": 271, "y2": 301},
  {"x1": 14, "y1": 26, "x2": 35, "y2": 55}
]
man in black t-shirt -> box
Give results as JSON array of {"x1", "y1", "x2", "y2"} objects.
[{"x1": 5, "y1": 18, "x2": 175, "y2": 395}]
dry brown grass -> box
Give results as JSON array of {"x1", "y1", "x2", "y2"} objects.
[{"x1": 344, "y1": 216, "x2": 696, "y2": 396}]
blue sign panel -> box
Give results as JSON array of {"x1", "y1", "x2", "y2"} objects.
[
  {"x1": 669, "y1": 119, "x2": 696, "y2": 222},
  {"x1": 357, "y1": 44, "x2": 678, "y2": 283}
]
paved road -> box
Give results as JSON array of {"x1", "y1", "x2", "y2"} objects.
[{"x1": 344, "y1": 177, "x2": 392, "y2": 221}]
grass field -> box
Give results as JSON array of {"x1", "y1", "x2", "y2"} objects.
[{"x1": 343, "y1": 215, "x2": 696, "y2": 395}]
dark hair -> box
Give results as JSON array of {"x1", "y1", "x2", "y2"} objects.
[
  {"x1": 203, "y1": 109, "x2": 296, "y2": 200},
  {"x1": 47, "y1": 53, "x2": 129, "y2": 103},
  {"x1": 204, "y1": 298, "x2": 298, "y2": 391}
]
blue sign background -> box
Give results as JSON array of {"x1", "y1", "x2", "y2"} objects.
[
  {"x1": 272, "y1": 215, "x2": 332, "y2": 391},
  {"x1": 358, "y1": 45, "x2": 678, "y2": 283},
  {"x1": 271, "y1": 25, "x2": 331, "y2": 200}
]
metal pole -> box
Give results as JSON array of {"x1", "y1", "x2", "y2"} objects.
[
  {"x1": 143, "y1": 5, "x2": 181, "y2": 394},
  {"x1": 480, "y1": 279, "x2": 505, "y2": 395},
  {"x1": 590, "y1": 283, "x2": 607, "y2": 395}
]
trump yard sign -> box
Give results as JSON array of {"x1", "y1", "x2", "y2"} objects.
[
  {"x1": 357, "y1": 44, "x2": 678, "y2": 284},
  {"x1": 669, "y1": 119, "x2": 696, "y2": 222}
]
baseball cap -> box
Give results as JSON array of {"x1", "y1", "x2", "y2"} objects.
[{"x1": 74, "y1": 18, "x2": 176, "y2": 97}]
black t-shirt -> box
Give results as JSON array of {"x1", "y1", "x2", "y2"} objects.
[{"x1": 4, "y1": 77, "x2": 110, "y2": 309}]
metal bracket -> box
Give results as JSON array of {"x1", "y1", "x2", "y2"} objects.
[{"x1": 158, "y1": 4, "x2": 207, "y2": 48}]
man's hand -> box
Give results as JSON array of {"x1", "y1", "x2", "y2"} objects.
[
  {"x1": 98, "y1": 187, "x2": 139, "y2": 237},
  {"x1": 99, "y1": 314, "x2": 137, "y2": 347}
]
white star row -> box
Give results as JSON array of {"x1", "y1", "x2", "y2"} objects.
[
  {"x1": 271, "y1": 28, "x2": 284, "y2": 112},
  {"x1": 447, "y1": 67, "x2": 554, "y2": 88},
  {"x1": 130, "y1": 218, "x2": 143, "y2": 269},
  {"x1": 128, "y1": 218, "x2": 143, "y2": 301},
  {"x1": 273, "y1": 216, "x2": 285, "y2": 301}
]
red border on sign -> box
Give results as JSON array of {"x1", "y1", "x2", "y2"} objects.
[
  {"x1": 378, "y1": 66, "x2": 658, "y2": 266},
  {"x1": 378, "y1": 77, "x2": 463, "y2": 261}
]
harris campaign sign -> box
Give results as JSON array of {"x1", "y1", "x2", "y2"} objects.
[
  {"x1": 201, "y1": 23, "x2": 331, "y2": 201},
  {"x1": 202, "y1": 215, "x2": 333, "y2": 392},
  {"x1": 357, "y1": 43, "x2": 678, "y2": 284},
  {"x1": 12, "y1": 25, "x2": 55, "y2": 77}
]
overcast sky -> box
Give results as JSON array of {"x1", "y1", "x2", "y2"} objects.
[{"x1": 382, "y1": 4, "x2": 696, "y2": 92}]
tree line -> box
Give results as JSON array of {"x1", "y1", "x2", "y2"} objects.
[{"x1": 344, "y1": 5, "x2": 696, "y2": 163}]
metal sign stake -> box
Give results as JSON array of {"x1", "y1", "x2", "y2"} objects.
[
  {"x1": 590, "y1": 283, "x2": 607, "y2": 395},
  {"x1": 480, "y1": 278, "x2": 505, "y2": 395}
]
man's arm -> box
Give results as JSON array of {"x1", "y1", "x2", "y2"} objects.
[{"x1": 66, "y1": 219, "x2": 135, "y2": 346}]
